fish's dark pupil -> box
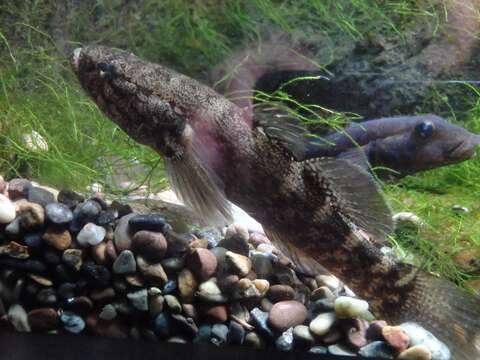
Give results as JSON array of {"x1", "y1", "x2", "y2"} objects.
[
  {"x1": 97, "y1": 62, "x2": 113, "y2": 73},
  {"x1": 415, "y1": 121, "x2": 434, "y2": 138}
]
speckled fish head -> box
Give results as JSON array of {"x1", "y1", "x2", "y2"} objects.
[
  {"x1": 71, "y1": 46, "x2": 190, "y2": 159},
  {"x1": 377, "y1": 115, "x2": 480, "y2": 172}
]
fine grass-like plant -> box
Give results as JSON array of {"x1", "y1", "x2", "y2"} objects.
[{"x1": 0, "y1": 0, "x2": 478, "y2": 290}]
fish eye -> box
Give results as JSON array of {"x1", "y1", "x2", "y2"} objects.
[
  {"x1": 97, "y1": 62, "x2": 114, "y2": 76},
  {"x1": 414, "y1": 121, "x2": 435, "y2": 138}
]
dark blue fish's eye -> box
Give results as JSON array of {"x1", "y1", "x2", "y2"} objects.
[{"x1": 415, "y1": 121, "x2": 435, "y2": 138}]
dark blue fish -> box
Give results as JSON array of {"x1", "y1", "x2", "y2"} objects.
[{"x1": 258, "y1": 112, "x2": 480, "y2": 178}]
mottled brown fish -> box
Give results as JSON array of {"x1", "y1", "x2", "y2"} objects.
[{"x1": 72, "y1": 46, "x2": 480, "y2": 360}]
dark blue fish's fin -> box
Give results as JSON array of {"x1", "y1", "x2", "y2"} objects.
[
  {"x1": 303, "y1": 157, "x2": 393, "y2": 241},
  {"x1": 264, "y1": 228, "x2": 330, "y2": 277},
  {"x1": 254, "y1": 104, "x2": 309, "y2": 161}
]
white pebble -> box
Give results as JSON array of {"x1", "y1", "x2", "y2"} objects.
[
  {"x1": 400, "y1": 322, "x2": 451, "y2": 360},
  {"x1": 309, "y1": 312, "x2": 336, "y2": 336},
  {"x1": 393, "y1": 212, "x2": 424, "y2": 228},
  {"x1": 22, "y1": 130, "x2": 48, "y2": 152},
  {"x1": 0, "y1": 194, "x2": 16, "y2": 224},
  {"x1": 257, "y1": 243, "x2": 275, "y2": 254},
  {"x1": 77, "y1": 223, "x2": 106, "y2": 247},
  {"x1": 8, "y1": 304, "x2": 31, "y2": 332},
  {"x1": 334, "y1": 296, "x2": 369, "y2": 318},
  {"x1": 316, "y1": 274, "x2": 341, "y2": 290}
]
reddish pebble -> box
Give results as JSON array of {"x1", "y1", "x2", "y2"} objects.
[
  {"x1": 105, "y1": 240, "x2": 118, "y2": 262},
  {"x1": 186, "y1": 248, "x2": 217, "y2": 281},
  {"x1": 28, "y1": 308, "x2": 59, "y2": 331},
  {"x1": 382, "y1": 325, "x2": 410, "y2": 353},
  {"x1": 199, "y1": 304, "x2": 228, "y2": 323},
  {"x1": 268, "y1": 300, "x2": 307, "y2": 332},
  {"x1": 8, "y1": 178, "x2": 32, "y2": 200},
  {"x1": 132, "y1": 230, "x2": 168, "y2": 262}
]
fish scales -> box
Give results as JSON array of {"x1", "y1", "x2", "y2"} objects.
[{"x1": 72, "y1": 46, "x2": 480, "y2": 360}]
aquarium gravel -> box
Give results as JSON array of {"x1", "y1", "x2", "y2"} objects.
[{"x1": 0, "y1": 176, "x2": 451, "y2": 360}]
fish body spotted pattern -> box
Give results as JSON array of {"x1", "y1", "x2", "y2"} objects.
[{"x1": 72, "y1": 46, "x2": 480, "y2": 359}]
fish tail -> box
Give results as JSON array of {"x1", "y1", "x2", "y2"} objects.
[{"x1": 396, "y1": 271, "x2": 480, "y2": 360}]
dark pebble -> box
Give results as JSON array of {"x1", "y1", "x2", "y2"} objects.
[
  {"x1": 366, "y1": 320, "x2": 387, "y2": 341},
  {"x1": 45, "y1": 203, "x2": 73, "y2": 225},
  {"x1": 311, "y1": 298, "x2": 335, "y2": 312},
  {"x1": 58, "y1": 190, "x2": 84, "y2": 209},
  {"x1": 55, "y1": 264, "x2": 76, "y2": 283},
  {"x1": 90, "y1": 288, "x2": 116, "y2": 303},
  {"x1": 128, "y1": 213, "x2": 168, "y2": 233},
  {"x1": 36, "y1": 288, "x2": 57, "y2": 305},
  {"x1": 358, "y1": 341, "x2": 395, "y2": 359},
  {"x1": 276, "y1": 327, "x2": 294, "y2": 351},
  {"x1": 218, "y1": 234, "x2": 250, "y2": 256},
  {"x1": 96, "y1": 210, "x2": 118, "y2": 226},
  {"x1": 308, "y1": 346, "x2": 328, "y2": 354},
  {"x1": 57, "y1": 283, "x2": 77, "y2": 300},
  {"x1": 60, "y1": 311, "x2": 85, "y2": 333},
  {"x1": 112, "y1": 250, "x2": 136, "y2": 275},
  {"x1": 328, "y1": 344, "x2": 357, "y2": 356},
  {"x1": 211, "y1": 324, "x2": 229, "y2": 346},
  {"x1": 250, "y1": 307, "x2": 274, "y2": 338},
  {"x1": 163, "y1": 280, "x2": 177, "y2": 294},
  {"x1": 194, "y1": 324, "x2": 212, "y2": 344},
  {"x1": 43, "y1": 248, "x2": 61, "y2": 265},
  {"x1": 0, "y1": 258, "x2": 47, "y2": 273},
  {"x1": 110, "y1": 201, "x2": 132, "y2": 218},
  {"x1": 251, "y1": 253, "x2": 273, "y2": 279},
  {"x1": 74, "y1": 200, "x2": 102, "y2": 222},
  {"x1": 171, "y1": 314, "x2": 199, "y2": 337},
  {"x1": 89, "y1": 196, "x2": 108, "y2": 210},
  {"x1": 164, "y1": 232, "x2": 190, "y2": 254},
  {"x1": 161, "y1": 257, "x2": 185, "y2": 273},
  {"x1": 28, "y1": 187, "x2": 55, "y2": 207},
  {"x1": 5, "y1": 218, "x2": 21, "y2": 237},
  {"x1": 153, "y1": 313, "x2": 171, "y2": 338},
  {"x1": 140, "y1": 328, "x2": 158, "y2": 342},
  {"x1": 81, "y1": 262, "x2": 111, "y2": 287},
  {"x1": 24, "y1": 232, "x2": 43, "y2": 249},
  {"x1": 227, "y1": 320, "x2": 245, "y2": 345},
  {"x1": 267, "y1": 284, "x2": 295, "y2": 303}
]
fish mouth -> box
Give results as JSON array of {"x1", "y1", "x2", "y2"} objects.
[
  {"x1": 72, "y1": 48, "x2": 82, "y2": 73},
  {"x1": 446, "y1": 139, "x2": 477, "y2": 160}
]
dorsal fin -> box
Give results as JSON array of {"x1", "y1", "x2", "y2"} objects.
[
  {"x1": 303, "y1": 157, "x2": 393, "y2": 241},
  {"x1": 253, "y1": 103, "x2": 310, "y2": 161}
]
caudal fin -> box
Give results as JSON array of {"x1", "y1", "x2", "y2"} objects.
[{"x1": 397, "y1": 272, "x2": 480, "y2": 360}]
